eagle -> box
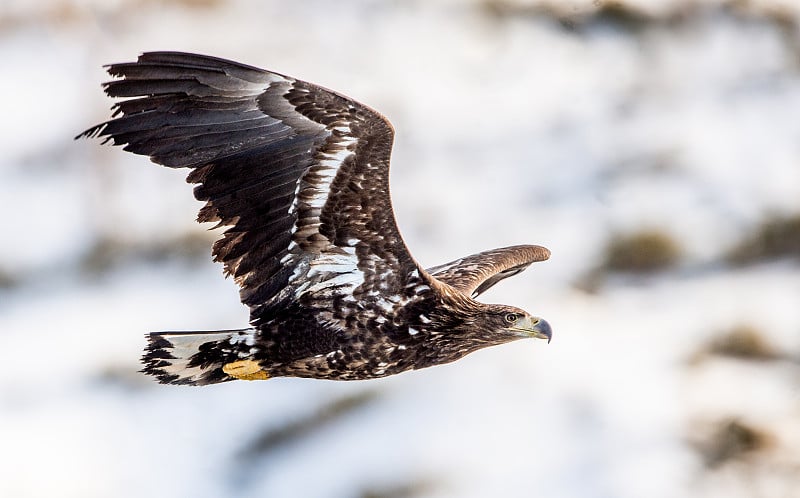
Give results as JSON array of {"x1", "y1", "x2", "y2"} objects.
[{"x1": 79, "y1": 52, "x2": 552, "y2": 385}]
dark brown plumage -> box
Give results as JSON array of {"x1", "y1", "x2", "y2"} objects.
[{"x1": 79, "y1": 52, "x2": 552, "y2": 385}]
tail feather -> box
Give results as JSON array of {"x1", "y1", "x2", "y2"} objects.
[{"x1": 142, "y1": 329, "x2": 258, "y2": 385}]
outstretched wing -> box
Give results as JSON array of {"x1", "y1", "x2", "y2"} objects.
[
  {"x1": 427, "y1": 245, "x2": 550, "y2": 299},
  {"x1": 80, "y1": 52, "x2": 420, "y2": 325}
]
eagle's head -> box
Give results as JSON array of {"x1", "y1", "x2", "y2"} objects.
[
  {"x1": 419, "y1": 298, "x2": 552, "y2": 365},
  {"x1": 480, "y1": 304, "x2": 552, "y2": 344},
  {"x1": 414, "y1": 302, "x2": 552, "y2": 369}
]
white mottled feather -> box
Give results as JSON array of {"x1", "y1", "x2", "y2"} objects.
[{"x1": 155, "y1": 330, "x2": 256, "y2": 383}]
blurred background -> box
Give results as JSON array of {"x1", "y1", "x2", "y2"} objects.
[{"x1": 1, "y1": 0, "x2": 799, "y2": 497}]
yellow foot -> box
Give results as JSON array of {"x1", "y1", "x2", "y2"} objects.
[{"x1": 222, "y1": 360, "x2": 270, "y2": 381}]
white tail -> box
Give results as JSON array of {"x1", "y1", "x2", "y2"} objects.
[{"x1": 142, "y1": 329, "x2": 258, "y2": 385}]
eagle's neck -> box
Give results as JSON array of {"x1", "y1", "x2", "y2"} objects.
[{"x1": 407, "y1": 289, "x2": 504, "y2": 367}]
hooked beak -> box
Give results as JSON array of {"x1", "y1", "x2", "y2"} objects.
[{"x1": 510, "y1": 316, "x2": 552, "y2": 343}]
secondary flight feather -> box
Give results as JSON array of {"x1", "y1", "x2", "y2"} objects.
[{"x1": 79, "y1": 52, "x2": 552, "y2": 385}]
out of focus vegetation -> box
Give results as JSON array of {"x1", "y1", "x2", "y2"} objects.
[
  {"x1": 694, "y1": 418, "x2": 773, "y2": 469},
  {"x1": 726, "y1": 214, "x2": 800, "y2": 265},
  {"x1": 482, "y1": 0, "x2": 661, "y2": 30},
  {"x1": 5, "y1": 0, "x2": 800, "y2": 43},
  {"x1": 0, "y1": 0, "x2": 224, "y2": 29},
  {"x1": 705, "y1": 325, "x2": 781, "y2": 361},
  {"x1": 689, "y1": 324, "x2": 782, "y2": 365},
  {"x1": 80, "y1": 231, "x2": 214, "y2": 276},
  {"x1": 601, "y1": 229, "x2": 682, "y2": 273},
  {"x1": 0, "y1": 269, "x2": 17, "y2": 290},
  {"x1": 238, "y1": 390, "x2": 379, "y2": 460},
  {"x1": 360, "y1": 479, "x2": 438, "y2": 498},
  {"x1": 578, "y1": 228, "x2": 682, "y2": 291},
  {"x1": 481, "y1": 0, "x2": 800, "y2": 36}
]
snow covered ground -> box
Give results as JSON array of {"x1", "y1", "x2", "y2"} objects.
[{"x1": 1, "y1": 1, "x2": 799, "y2": 497}]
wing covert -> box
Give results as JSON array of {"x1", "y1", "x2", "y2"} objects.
[{"x1": 80, "y1": 52, "x2": 421, "y2": 326}]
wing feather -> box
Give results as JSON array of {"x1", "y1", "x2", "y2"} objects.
[
  {"x1": 80, "y1": 51, "x2": 423, "y2": 329},
  {"x1": 427, "y1": 245, "x2": 550, "y2": 299}
]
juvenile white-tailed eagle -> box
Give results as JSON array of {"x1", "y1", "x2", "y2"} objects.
[{"x1": 79, "y1": 52, "x2": 552, "y2": 385}]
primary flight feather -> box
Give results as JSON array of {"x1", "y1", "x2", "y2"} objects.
[{"x1": 79, "y1": 52, "x2": 552, "y2": 385}]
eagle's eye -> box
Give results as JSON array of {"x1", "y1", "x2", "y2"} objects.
[{"x1": 504, "y1": 313, "x2": 518, "y2": 323}]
